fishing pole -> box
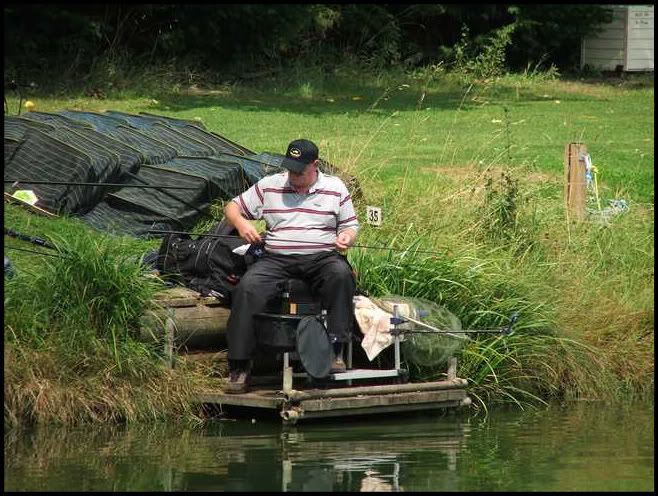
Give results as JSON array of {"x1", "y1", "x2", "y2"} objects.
[
  {"x1": 4, "y1": 246, "x2": 65, "y2": 258},
  {"x1": 394, "y1": 311, "x2": 518, "y2": 338},
  {"x1": 4, "y1": 180, "x2": 199, "y2": 190},
  {"x1": 4, "y1": 228, "x2": 57, "y2": 250},
  {"x1": 147, "y1": 229, "x2": 448, "y2": 256}
]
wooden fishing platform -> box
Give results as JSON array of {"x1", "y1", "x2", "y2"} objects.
[
  {"x1": 145, "y1": 286, "x2": 472, "y2": 424},
  {"x1": 196, "y1": 376, "x2": 471, "y2": 424}
]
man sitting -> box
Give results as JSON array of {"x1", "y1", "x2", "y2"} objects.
[{"x1": 223, "y1": 139, "x2": 360, "y2": 393}]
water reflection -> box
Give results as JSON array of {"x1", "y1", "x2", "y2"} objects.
[
  {"x1": 4, "y1": 412, "x2": 469, "y2": 492},
  {"x1": 4, "y1": 403, "x2": 654, "y2": 492},
  {"x1": 268, "y1": 417, "x2": 465, "y2": 492},
  {"x1": 174, "y1": 413, "x2": 469, "y2": 492}
]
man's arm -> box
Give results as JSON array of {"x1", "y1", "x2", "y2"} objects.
[
  {"x1": 335, "y1": 179, "x2": 359, "y2": 252},
  {"x1": 224, "y1": 201, "x2": 262, "y2": 244}
]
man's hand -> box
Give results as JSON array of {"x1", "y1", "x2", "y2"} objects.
[
  {"x1": 225, "y1": 201, "x2": 262, "y2": 244},
  {"x1": 237, "y1": 220, "x2": 262, "y2": 245},
  {"x1": 336, "y1": 228, "x2": 357, "y2": 252}
]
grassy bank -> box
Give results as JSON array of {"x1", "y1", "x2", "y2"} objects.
[
  {"x1": 4, "y1": 67, "x2": 654, "y2": 425},
  {"x1": 4, "y1": 208, "x2": 220, "y2": 427}
]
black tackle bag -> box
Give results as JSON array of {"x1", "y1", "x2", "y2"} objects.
[{"x1": 154, "y1": 220, "x2": 263, "y2": 303}]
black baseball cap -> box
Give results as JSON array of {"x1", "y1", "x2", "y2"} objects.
[{"x1": 280, "y1": 139, "x2": 319, "y2": 173}]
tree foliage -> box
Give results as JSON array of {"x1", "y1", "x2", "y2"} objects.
[{"x1": 4, "y1": 4, "x2": 614, "y2": 83}]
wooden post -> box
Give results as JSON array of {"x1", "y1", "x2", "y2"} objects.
[
  {"x1": 447, "y1": 357, "x2": 457, "y2": 381},
  {"x1": 164, "y1": 316, "x2": 175, "y2": 369},
  {"x1": 564, "y1": 143, "x2": 588, "y2": 220}
]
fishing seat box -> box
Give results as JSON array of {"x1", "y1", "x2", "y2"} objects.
[{"x1": 255, "y1": 279, "x2": 323, "y2": 349}]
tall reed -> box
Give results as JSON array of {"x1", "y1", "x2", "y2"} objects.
[
  {"x1": 349, "y1": 236, "x2": 622, "y2": 411},
  {"x1": 4, "y1": 230, "x2": 210, "y2": 427}
]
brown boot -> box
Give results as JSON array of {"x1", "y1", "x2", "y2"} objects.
[
  {"x1": 225, "y1": 364, "x2": 251, "y2": 394},
  {"x1": 330, "y1": 355, "x2": 347, "y2": 373},
  {"x1": 330, "y1": 345, "x2": 347, "y2": 373}
]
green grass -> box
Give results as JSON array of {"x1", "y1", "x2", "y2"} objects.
[
  {"x1": 4, "y1": 67, "x2": 654, "y2": 422},
  {"x1": 10, "y1": 70, "x2": 653, "y2": 201}
]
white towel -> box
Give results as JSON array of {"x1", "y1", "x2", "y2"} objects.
[{"x1": 353, "y1": 295, "x2": 406, "y2": 361}]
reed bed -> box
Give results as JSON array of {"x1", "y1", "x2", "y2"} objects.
[
  {"x1": 4, "y1": 228, "x2": 212, "y2": 427},
  {"x1": 348, "y1": 172, "x2": 652, "y2": 410}
]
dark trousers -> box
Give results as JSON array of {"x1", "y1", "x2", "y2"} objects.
[{"x1": 226, "y1": 251, "x2": 356, "y2": 361}]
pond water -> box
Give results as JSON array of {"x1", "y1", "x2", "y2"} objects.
[{"x1": 4, "y1": 401, "x2": 653, "y2": 492}]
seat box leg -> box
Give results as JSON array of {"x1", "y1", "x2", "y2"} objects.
[{"x1": 283, "y1": 352, "x2": 293, "y2": 393}]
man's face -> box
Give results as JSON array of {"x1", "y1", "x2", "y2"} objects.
[{"x1": 288, "y1": 161, "x2": 318, "y2": 190}]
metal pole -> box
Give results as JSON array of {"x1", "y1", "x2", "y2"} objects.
[
  {"x1": 283, "y1": 352, "x2": 293, "y2": 394},
  {"x1": 393, "y1": 305, "x2": 401, "y2": 371}
]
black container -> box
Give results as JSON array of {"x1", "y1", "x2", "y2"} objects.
[{"x1": 254, "y1": 313, "x2": 301, "y2": 349}]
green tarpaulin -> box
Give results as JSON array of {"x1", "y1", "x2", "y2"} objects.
[{"x1": 4, "y1": 110, "x2": 280, "y2": 237}]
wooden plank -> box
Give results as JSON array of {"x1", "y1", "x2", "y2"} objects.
[
  {"x1": 157, "y1": 297, "x2": 224, "y2": 308},
  {"x1": 193, "y1": 378, "x2": 468, "y2": 403},
  {"x1": 166, "y1": 305, "x2": 230, "y2": 331},
  {"x1": 286, "y1": 378, "x2": 468, "y2": 401},
  {"x1": 143, "y1": 286, "x2": 230, "y2": 349},
  {"x1": 298, "y1": 389, "x2": 467, "y2": 412},
  {"x1": 196, "y1": 388, "x2": 469, "y2": 419},
  {"x1": 194, "y1": 379, "x2": 471, "y2": 422},
  {"x1": 447, "y1": 357, "x2": 457, "y2": 380},
  {"x1": 153, "y1": 286, "x2": 224, "y2": 307},
  {"x1": 196, "y1": 390, "x2": 285, "y2": 409},
  {"x1": 164, "y1": 317, "x2": 175, "y2": 369}
]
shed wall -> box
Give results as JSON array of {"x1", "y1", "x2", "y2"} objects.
[
  {"x1": 626, "y1": 5, "x2": 654, "y2": 71},
  {"x1": 581, "y1": 6, "x2": 627, "y2": 70},
  {"x1": 581, "y1": 5, "x2": 654, "y2": 72}
]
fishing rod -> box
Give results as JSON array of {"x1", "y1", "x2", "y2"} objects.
[
  {"x1": 4, "y1": 228, "x2": 57, "y2": 250},
  {"x1": 4, "y1": 246, "x2": 65, "y2": 258},
  {"x1": 393, "y1": 311, "x2": 518, "y2": 338},
  {"x1": 4, "y1": 180, "x2": 199, "y2": 190},
  {"x1": 147, "y1": 229, "x2": 448, "y2": 256},
  {"x1": 4, "y1": 228, "x2": 69, "y2": 260}
]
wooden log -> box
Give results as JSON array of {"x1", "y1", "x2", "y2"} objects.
[
  {"x1": 564, "y1": 143, "x2": 588, "y2": 220},
  {"x1": 141, "y1": 286, "x2": 230, "y2": 350}
]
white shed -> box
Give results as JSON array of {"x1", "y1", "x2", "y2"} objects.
[{"x1": 581, "y1": 4, "x2": 654, "y2": 72}]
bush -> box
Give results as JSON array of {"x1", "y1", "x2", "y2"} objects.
[{"x1": 452, "y1": 23, "x2": 517, "y2": 84}]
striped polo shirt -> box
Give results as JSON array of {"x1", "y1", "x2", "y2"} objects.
[{"x1": 232, "y1": 170, "x2": 359, "y2": 255}]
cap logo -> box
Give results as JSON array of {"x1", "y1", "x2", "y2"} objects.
[{"x1": 289, "y1": 147, "x2": 301, "y2": 158}]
